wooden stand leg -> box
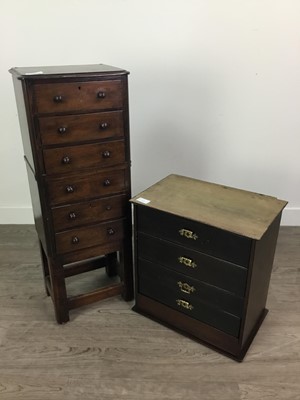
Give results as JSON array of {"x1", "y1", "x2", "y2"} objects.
[
  {"x1": 48, "y1": 258, "x2": 69, "y2": 324},
  {"x1": 38, "y1": 239, "x2": 133, "y2": 323},
  {"x1": 39, "y1": 241, "x2": 50, "y2": 296}
]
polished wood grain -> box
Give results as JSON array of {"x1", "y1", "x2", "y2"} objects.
[
  {"x1": 9, "y1": 64, "x2": 133, "y2": 324},
  {"x1": 51, "y1": 194, "x2": 127, "y2": 232},
  {"x1": 34, "y1": 80, "x2": 123, "y2": 114},
  {"x1": 38, "y1": 111, "x2": 124, "y2": 146},
  {"x1": 46, "y1": 167, "x2": 126, "y2": 206},
  {"x1": 43, "y1": 139, "x2": 125, "y2": 174},
  {"x1": 0, "y1": 225, "x2": 299, "y2": 399}
]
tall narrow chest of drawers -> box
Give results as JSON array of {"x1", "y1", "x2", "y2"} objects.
[
  {"x1": 131, "y1": 174, "x2": 287, "y2": 360},
  {"x1": 10, "y1": 64, "x2": 133, "y2": 323}
]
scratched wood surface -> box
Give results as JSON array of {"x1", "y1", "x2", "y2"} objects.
[
  {"x1": 130, "y1": 174, "x2": 287, "y2": 240},
  {"x1": 0, "y1": 225, "x2": 299, "y2": 400}
]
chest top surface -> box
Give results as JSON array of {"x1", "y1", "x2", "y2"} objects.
[
  {"x1": 130, "y1": 174, "x2": 287, "y2": 240},
  {"x1": 9, "y1": 64, "x2": 128, "y2": 80}
]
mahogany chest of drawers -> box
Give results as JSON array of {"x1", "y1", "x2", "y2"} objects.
[
  {"x1": 10, "y1": 64, "x2": 133, "y2": 323},
  {"x1": 131, "y1": 174, "x2": 287, "y2": 360}
]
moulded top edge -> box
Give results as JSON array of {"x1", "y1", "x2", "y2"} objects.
[{"x1": 9, "y1": 64, "x2": 129, "y2": 79}]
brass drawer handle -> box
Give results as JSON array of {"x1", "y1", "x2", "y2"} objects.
[
  {"x1": 178, "y1": 256, "x2": 197, "y2": 269},
  {"x1": 177, "y1": 281, "x2": 196, "y2": 294},
  {"x1": 68, "y1": 212, "x2": 76, "y2": 220},
  {"x1": 107, "y1": 228, "x2": 115, "y2": 236},
  {"x1": 176, "y1": 299, "x2": 193, "y2": 310},
  {"x1": 179, "y1": 228, "x2": 198, "y2": 240}
]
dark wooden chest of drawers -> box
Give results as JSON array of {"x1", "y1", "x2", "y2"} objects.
[
  {"x1": 10, "y1": 64, "x2": 133, "y2": 323},
  {"x1": 131, "y1": 174, "x2": 287, "y2": 360}
]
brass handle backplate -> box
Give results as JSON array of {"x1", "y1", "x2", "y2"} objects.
[
  {"x1": 179, "y1": 229, "x2": 198, "y2": 240},
  {"x1": 177, "y1": 281, "x2": 196, "y2": 294},
  {"x1": 178, "y1": 256, "x2": 197, "y2": 269},
  {"x1": 176, "y1": 299, "x2": 193, "y2": 310}
]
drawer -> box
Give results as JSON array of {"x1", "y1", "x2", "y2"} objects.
[
  {"x1": 38, "y1": 111, "x2": 124, "y2": 146},
  {"x1": 138, "y1": 258, "x2": 244, "y2": 317},
  {"x1": 137, "y1": 206, "x2": 251, "y2": 267},
  {"x1": 47, "y1": 168, "x2": 126, "y2": 206},
  {"x1": 43, "y1": 140, "x2": 125, "y2": 175},
  {"x1": 138, "y1": 259, "x2": 241, "y2": 337},
  {"x1": 52, "y1": 194, "x2": 127, "y2": 232},
  {"x1": 34, "y1": 80, "x2": 123, "y2": 114},
  {"x1": 55, "y1": 219, "x2": 124, "y2": 254},
  {"x1": 138, "y1": 233, "x2": 248, "y2": 297}
]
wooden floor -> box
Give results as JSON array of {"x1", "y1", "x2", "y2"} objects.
[{"x1": 0, "y1": 225, "x2": 299, "y2": 400}]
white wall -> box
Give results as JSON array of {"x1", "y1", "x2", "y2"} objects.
[{"x1": 1, "y1": 0, "x2": 299, "y2": 225}]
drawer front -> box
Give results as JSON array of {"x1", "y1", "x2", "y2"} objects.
[
  {"x1": 34, "y1": 80, "x2": 123, "y2": 114},
  {"x1": 38, "y1": 111, "x2": 124, "y2": 146},
  {"x1": 138, "y1": 259, "x2": 241, "y2": 337},
  {"x1": 138, "y1": 233, "x2": 248, "y2": 297},
  {"x1": 52, "y1": 194, "x2": 127, "y2": 232},
  {"x1": 43, "y1": 140, "x2": 125, "y2": 174},
  {"x1": 137, "y1": 206, "x2": 251, "y2": 267},
  {"x1": 55, "y1": 219, "x2": 124, "y2": 254},
  {"x1": 47, "y1": 168, "x2": 126, "y2": 206},
  {"x1": 138, "y1": 259, "x2": 244, "y2": 317}
]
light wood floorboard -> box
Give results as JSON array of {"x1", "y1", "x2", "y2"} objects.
[{"x1": 0, "y1": 225, "x2": 299, "y2": 399}]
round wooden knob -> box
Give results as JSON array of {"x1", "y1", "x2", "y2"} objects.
[
  {"x1": 66, "y1": 185, "x2": 74, "y2": 193},
  {"x1": 102, "y1": 151, "x2": 111, "y2": 158},
  {"x1": 105, "y1": 205, "x2": 112, "y2": 211},
  {"x1": 107, "y1": 228, "x2": 115, "y2": 236},
  {"x1": 100, "y1": 122, "x2": 108, "y2": 129},
  {"x1": 72, "y1": 236, "x2": 79, "y2": 244},
  {"x1": 103, "y1": 179, "x2": 111, "y2": 187},
  {"x1": 53, "y1": 95, "x2": 63, "y2": 103},
  {"x1": 69, "y1": 212, "x2": 76, "y2": 219},
  {"x1": 62, "y1": 156, "x2": 71, "y2": 164},
  {"x1": 97, "y1": 91, "x2": 106, "y2": 99},
  {"x1": 58, "y1": 127, "x2": 67, "y2": 134}
]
